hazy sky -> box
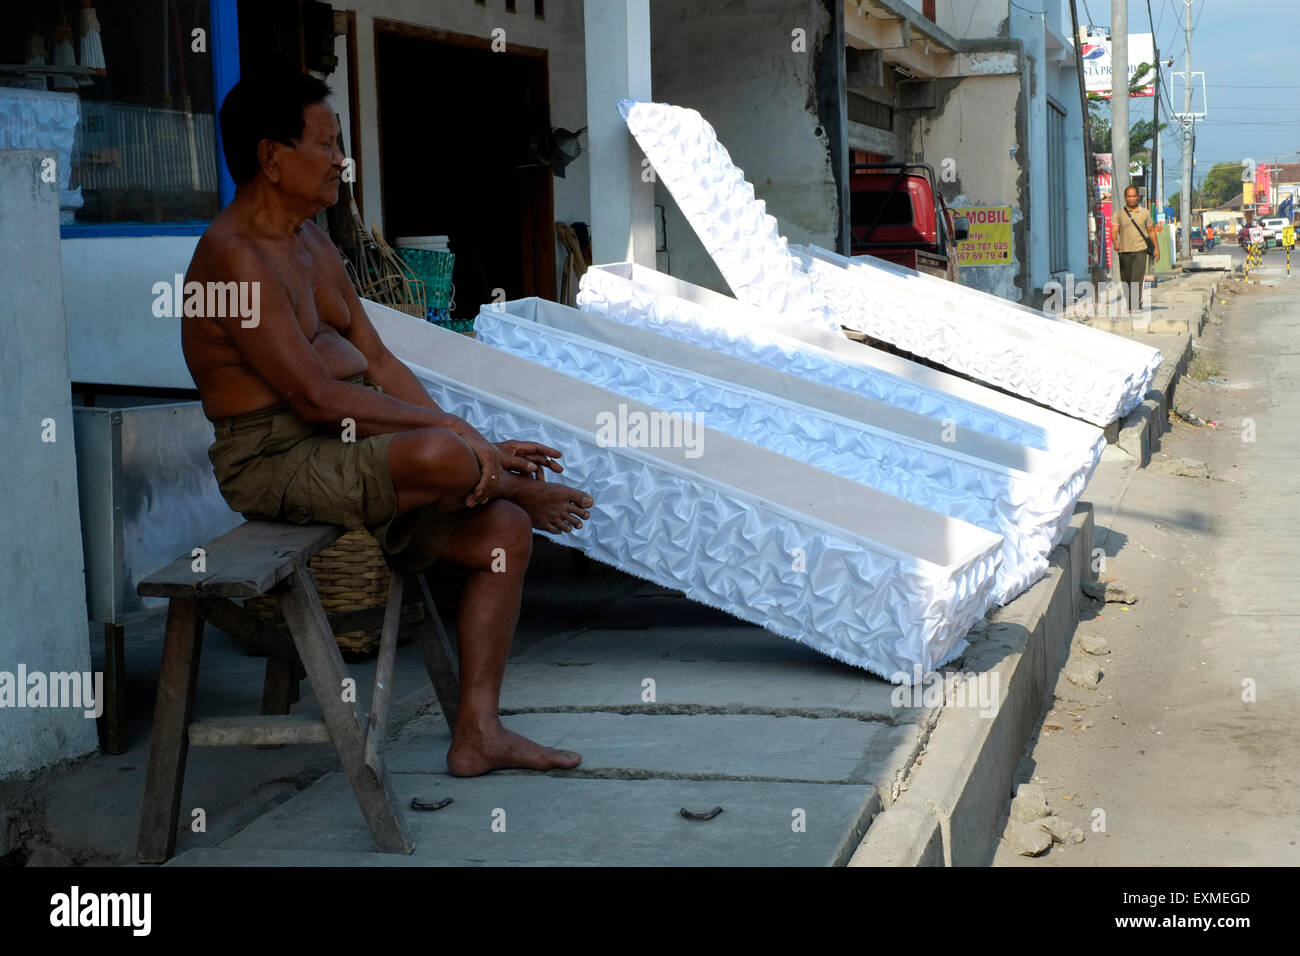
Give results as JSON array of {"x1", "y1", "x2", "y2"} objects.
[{"x1": 1061, "y1": 0, "x2": 1295, "y2": 196}]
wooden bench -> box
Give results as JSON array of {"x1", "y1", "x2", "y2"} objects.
[{"x1": 135, "y1": 520, "x2": 461, "y2": 863}]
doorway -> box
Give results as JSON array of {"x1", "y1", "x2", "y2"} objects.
[{"x1": 375, "y1": 22, "x2": 557, "y2": 319}]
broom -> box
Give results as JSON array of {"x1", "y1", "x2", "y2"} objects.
[{"x1": 78, "y1": 0, "x2": 107, "y2": 77}]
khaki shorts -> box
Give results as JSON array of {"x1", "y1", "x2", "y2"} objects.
[{"x1": 207, "y1": 374, "x2": 462, "y2": 573}]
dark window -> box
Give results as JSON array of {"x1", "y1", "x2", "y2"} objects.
[
  {"x1": 850, "y1": 189, "x2": 915, "y2": 228},
  {"x1": 1, "y1": 0, "x2": 220, "y2": 227},
  {"x1": 924, "y1": 0, "x2": 936, "y2": 22},
  {"x1": 1047, "y1": 100, "x2": 1068, "y2": 272},
  {"x1": 848, "y1": 92, "x2": 893, "y2": 132},
  {"x1": 535, "y1": 0, "x2": 545, "y2": 18},
  {"x1": 506, "y1": 0, "x2": 517, "y2": 12}
]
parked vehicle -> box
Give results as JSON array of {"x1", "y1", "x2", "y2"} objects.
[
  {"x1": 1261, "y1": 217, "x2": 1289, "y2": 247},
  {"x1": 1190, "y1": 228, "x2": 1205, "y2": 252},
  {"x1": 849, "y1": 163, "x2": 969, "y2": 282}
]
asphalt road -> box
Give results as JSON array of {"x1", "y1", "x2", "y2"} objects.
[{"x1": 994, "y1": 275, "x2": 1300, "y2": 865}]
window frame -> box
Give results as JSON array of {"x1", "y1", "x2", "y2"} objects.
[{"x1": 58, "y1": 0, "x2": 240, "y2": 239}]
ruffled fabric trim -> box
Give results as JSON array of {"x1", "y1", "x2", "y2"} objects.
[
  {"x1": 577, "y1": 265, "x2": 1052, "y2": 450},
  {"x1": 618, "y1": 98, "x2": 840, "y2": 332},
  {"x1": 476, "y1": 308, "x2": 1100, "y2": 606},
  {"x1": 397, "y1": 353, "x2": 1001, "y2": 682},
  {"x1": 793, "y1": 246, "x2": 1163, "y2": 426}
]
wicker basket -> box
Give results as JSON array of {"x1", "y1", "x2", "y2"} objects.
[{"x1": 250, "y1": 529, "x2": 394, "y2": 654}]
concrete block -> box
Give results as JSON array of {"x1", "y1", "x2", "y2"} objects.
[
  {"x1": 1118, "y1": 402, "x2": 1152, "y2": 465},
  {"x1": 218, "y1": 772, "x2": 879, "y2": 867},
  {"x1": 846, "y1": 48, "x2": 885, "y2": 90},
  {"x1": 1148, "y1": 316, "x2": 1191, "y2": 334},
  {"x1": 1042, "y1": 548, "x2": 1078, "y2": 672},
  {"x1": 1143, "y1": 396, "x2": 1163, "y2": 454},
  {"x1": 1185, "y1": 254, "x2": 1233, "y2": 271},
  {"x1": 1158, "y1": 290, "x2": 1210, "y2": 305},
  {"x1": 848, "y1": 800, "x2": 943, "y2": 866}
]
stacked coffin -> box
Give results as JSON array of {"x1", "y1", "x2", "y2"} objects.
[
  {"x1": 616, "y1": 98, "x2": 1163, "y2": 427},
  {"x1": 366, "y1": 300, "x2": 1002, "y2": 679},
  {"x1": 476, "y1": 296, "x2": 1099, "y2": 608},
  {"x1": 366, "y1": 98, "x2": 1160, "y2": 681}
]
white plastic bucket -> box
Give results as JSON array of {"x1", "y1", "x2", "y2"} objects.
[{"x1": 394, "y1": 235, "x2": 450, "y2": 251}]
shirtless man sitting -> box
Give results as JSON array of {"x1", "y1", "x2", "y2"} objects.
[{"x1": 182, "y1": 71, "x2": 590, "y2": 776}]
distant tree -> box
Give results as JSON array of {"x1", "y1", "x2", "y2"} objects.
[{"x1": 1197, "y1": 162, "x2": 1245, "y2": 208}]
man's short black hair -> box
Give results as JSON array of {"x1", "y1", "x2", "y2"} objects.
[{"x1": 219, "y1": 72, "x2": 333, "y2": 185}]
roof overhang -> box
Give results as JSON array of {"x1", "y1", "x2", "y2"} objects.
[{"x1": 845, "y1": 0, "x2": 1020, "y2": 80}]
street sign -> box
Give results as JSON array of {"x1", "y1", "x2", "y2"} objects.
[{"x1": 1283, "y1": 226, "x2": 1295, "y2": 248}]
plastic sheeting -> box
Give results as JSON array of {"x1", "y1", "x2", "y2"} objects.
[
  {"x1": 476, "y1": 298, "x2": 1099, "y2": 605},
  {"x1": 0, "y1": 87, "x2": 82, "y2": 219},
  {"x1": 793, "y1": 245, "x2": 1163, "y2": 426},
  {"x1": 366, "y1": 300, "x2": 1003, "y2": 681},
  {"x1": 619, "y1": 97, "x2": 1161, "y2": 426},
  {"x1": 577, "y1": 262, "x2": 1106, "y2": 457}
]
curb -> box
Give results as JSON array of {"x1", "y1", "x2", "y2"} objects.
[
  {"x1": 1115, "y1": 332, "x2": 1193, "y2": 467},
  {"x1": 848, "y1": 503, "x2": 1094, "y2": 866}
]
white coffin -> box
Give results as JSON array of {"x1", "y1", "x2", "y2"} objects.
[
  {"x1": 618, "y1": 97, "x2": 1160, "y2": 427},
  {"x1": 475, "y1": 298, "x2": 1097, "y2": 605},
  {"x1": 577, "y1": 262, "x2": 1106, "y2": 457},
  {"x1": 793, "y1": 245, "x2": 1163, "y2": 426},
  {"x1": 365, "y1": 300, "x2": 1002, "y2": 680}
]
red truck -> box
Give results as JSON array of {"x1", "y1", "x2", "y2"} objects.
[{"x1": 849, "y1": 162, "x2": 969, "y2": 282}]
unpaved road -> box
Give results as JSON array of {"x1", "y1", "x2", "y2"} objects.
[{"x1": 994, "y1": 277, "x2": 1300, "y2": 865}]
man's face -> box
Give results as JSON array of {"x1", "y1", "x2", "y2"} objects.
[
  {"x1": 1125, "y1": 189, "x2": 1139, "y2": 208},
  {"x1": 269, "y1": 102, "x2": 343, "y2": 210}
]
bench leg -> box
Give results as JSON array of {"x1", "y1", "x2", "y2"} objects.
[
  {"x1": 260, "y1": 657, "x2": 298, "y2": 716},
  {"x1": 102, "y1": 622, "x2": 128, "y2": 755},
  {"x1": 137, "y1": 598, "x2": 205, "y2": 863},
  {"x1": 411, "y1": 572, "x2": 461, "y2": 732},
  {"x1": 277, "y1": 563, "x2": 413, "y2": 855}
]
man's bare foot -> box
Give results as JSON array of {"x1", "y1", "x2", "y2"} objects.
[
  {"x1": 446, "y1": 721, "x2": 582, "y2": 777},
  {"x1": 510, "y1": 479, "x2": 593, "y2": 533}
]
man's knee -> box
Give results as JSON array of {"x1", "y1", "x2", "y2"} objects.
[
  {"x1": 455, "y1": 500, "x2": 531, "y2": 573},
  {"x1": 484, "y1": 500, "x2": 533, "y2": 563},
  {"x1": 401, "y1": 427, "x2": 478, "y2": 490}
]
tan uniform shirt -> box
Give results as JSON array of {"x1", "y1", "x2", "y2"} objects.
[{"x1": 1115, "y1": 204, "x2": 1155, "y2": 253}]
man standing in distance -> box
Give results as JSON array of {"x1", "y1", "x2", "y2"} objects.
[{"x1": 1111, "y1": 185, "x2": 1160, "y2": 313}]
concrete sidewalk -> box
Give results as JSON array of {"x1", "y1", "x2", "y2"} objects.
[
  {"x1": 165, "y1": 550, "x2": 929, "y2": 866},
  {"x1": 5, "y1": 306, "x2": 1186, "y2": 870}
]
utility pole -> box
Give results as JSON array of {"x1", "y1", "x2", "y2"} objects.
[
  {"x1": 1070, "y1": 0, "x2": 1100, "y2": 278},
  {"x1": 1112, "y1": 1, "x2": 1129, "y2": 289},
  {"x1": 1147, "y1": 0, "x2": 1160, "y2": 214},
  {"x1": 1151, "y1": 44, "x2": 1160, "y2": 207},
  {"x1": 1180, "y1": 0, "x2": 1194, "y2": 258}
]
